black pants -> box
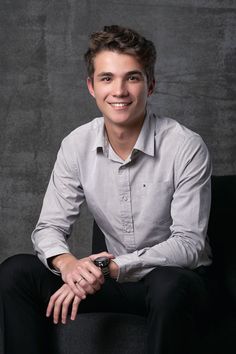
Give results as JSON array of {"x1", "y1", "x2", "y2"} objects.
[{"x1": 0, "y1": 254, "x2": 211, "y2": 354}]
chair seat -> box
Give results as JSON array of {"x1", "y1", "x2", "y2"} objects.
[{"x1": 56, "y1": 312, "x2": 146, "y2": 354}]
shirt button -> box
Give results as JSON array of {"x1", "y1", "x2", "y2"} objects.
[
  {"x1": 123, "y1": 223, "x2": 132, "y2": 233},
  {"x1": 122, "y1": 194, "x2": 128, "y2": 201}
]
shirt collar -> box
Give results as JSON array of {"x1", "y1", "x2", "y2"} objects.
[
  {"x1": 92, "y1": 119, "x2": 109, "y2": 156},
  {"x1": 133, "y1": 106, "x2": 156, "y2": 157},
  {"x1": 92, "y1": 105, "x2": 156, "y2": 158}
]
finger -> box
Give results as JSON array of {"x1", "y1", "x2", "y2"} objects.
[
  {"x1": 46, "y1": 287, "x2": 66, "y2": 317},
  {"x1": 67, "y1": 276, "x2": 87, "y2": 298},
  {"x1": 78, "y1": 260, "x2": 104, "y2": 284},
  {"x1": 89, "y1": 252, "x2": 115, "y2": 261},
  {"x1": 75, "y1": 278, "x2": 99, "y2": 296},
  {"x1": 61, "y1": 292, "x2": 75, "y2": 324},
  {"x1": 71, "y1": 296, "x2": 81, "y2": 321},
  {"x1": 46, "y1": 299, "x2": 55, "y2": 318},
  {"x1": 76, "y1": 277, "x2": 99, "y2": 295},
  {"x1": 78, "y1": 268, "x2": 103, "y2": 290},
  {"x1": 53, "y1": 292, "x2": 69, "y2": 324}
]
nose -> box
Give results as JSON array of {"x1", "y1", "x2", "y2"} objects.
[{"x1": 112, "y1": 79, "x2": 128, "y2": 97}]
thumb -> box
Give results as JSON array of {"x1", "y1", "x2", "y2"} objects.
[{"x1": 89, "y1": 252, "x2": 115, "y2": 261}]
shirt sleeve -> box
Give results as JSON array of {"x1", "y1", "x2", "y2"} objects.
[
  {"x1": 114, "y1": 135, "x2": 212, "y2": 282},
  {"x1": 31, "y1": 137, "x2": 85, "y2": 273}
]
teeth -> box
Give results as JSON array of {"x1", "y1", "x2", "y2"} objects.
[{"x1": 110, "y1": 103, "x2": 130, "y2": 107}]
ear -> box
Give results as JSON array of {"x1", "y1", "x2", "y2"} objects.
[
  {"x1": 87, "y1": 77, "x2": 95, "y2": 98},
  {"x1": 147, "y1": 79, "x2": 156, "y2": 97}
]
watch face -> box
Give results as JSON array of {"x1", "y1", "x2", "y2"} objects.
[{"x1": 94, "y1": 256, "x2": 110, "y2": 267}]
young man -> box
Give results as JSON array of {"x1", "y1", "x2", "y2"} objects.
[{"x1": 0, "y1": 25, "x2": 212, "y2": 354}]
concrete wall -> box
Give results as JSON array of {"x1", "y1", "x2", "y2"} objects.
[{"x1": 0, "y1": 0, "x2": 235, "y2": 263}]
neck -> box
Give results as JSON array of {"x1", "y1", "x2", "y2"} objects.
[{"x1": 105, "y1": 117, "x2": 145, "y2": 161}]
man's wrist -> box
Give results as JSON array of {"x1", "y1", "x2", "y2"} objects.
[
  {"x1": 48, "y1": 253, "x2": 76, "y2": 272},
  {"x1": 109, "y1": 260, "x2": 119, "y2": 279}
]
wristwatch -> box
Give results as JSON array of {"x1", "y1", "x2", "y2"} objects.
[{"x1": 94, "y1": 256, "x2": 110, "y2": 278}]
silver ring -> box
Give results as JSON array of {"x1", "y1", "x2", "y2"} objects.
[{"x1": 77, "y1": 277, "x2": 83, "y2": 284}]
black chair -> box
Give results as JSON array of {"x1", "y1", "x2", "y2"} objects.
[{"x1": 57, "y1": 175, "x2": 236, "y2": 354}]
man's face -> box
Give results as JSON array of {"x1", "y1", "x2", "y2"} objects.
[{"x1": 87, "y1": 50, "x2": 154, "y2": 129}]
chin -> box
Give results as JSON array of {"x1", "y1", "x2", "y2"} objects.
[{"x1": 109, "y1": 115, "x2": 133, "y2": 125}]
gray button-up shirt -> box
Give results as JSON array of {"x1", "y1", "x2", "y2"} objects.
[{"x1": 32, "y1": 110, "x2": 212, "y2": 282}]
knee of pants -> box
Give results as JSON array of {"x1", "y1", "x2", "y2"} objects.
[
  {"x1": 144, "y1": 266, "x2": 208, "y2": 317},
  {"x1": 0, "y1": 254, "x2": 40, "y2": 294}
]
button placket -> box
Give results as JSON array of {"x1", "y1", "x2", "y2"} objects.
[{"x1": 118, "y1": 165, "x2": 135, "y2": 251}]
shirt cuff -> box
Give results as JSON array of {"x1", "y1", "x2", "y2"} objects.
[{"x1": 113, "y1": 252, "x2": 154, "y2": 283}]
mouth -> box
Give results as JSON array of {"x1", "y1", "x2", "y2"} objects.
[{"x1": 109, "y1": 102, "x2": 132, "y2": 108}]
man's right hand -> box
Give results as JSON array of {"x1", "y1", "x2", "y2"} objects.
[
  {"x1": 46, "y1": 283, "x2": 81, "y2": 324},
  {"x1": 50, "y1": 252, "x2": 114, "y2": 298}
]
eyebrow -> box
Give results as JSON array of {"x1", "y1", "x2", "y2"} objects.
[
  {"x1": 97, "y1": 72, "x2": 113, "y2": 78},
  {"x1": 96, "y1": 70, "x2": 144, "y2": 78}
]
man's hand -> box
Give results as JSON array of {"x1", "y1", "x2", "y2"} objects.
[
  {"x1": 46, "y1": 283, "x2": 81, "y2": 324},
  {"x1": 50, "y1": 252, "x2": 114, "y2": 298},
  {"x1": 46, "y1": 253, "x2": 120, "y2": 324}
]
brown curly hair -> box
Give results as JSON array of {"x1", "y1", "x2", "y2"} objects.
[{"x1": 84, "y1": 25, "x2": 156, "y2": 85}]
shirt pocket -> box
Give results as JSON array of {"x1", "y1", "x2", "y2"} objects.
[{"x1": 133, "y1": 180, "x2": 174, "y2": 225}]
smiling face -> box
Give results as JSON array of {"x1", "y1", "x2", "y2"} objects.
[{"x1": 87, "y1": 50, "x2": 155, "y2": 130}]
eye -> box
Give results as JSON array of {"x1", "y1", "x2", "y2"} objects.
[
  {"x1": 128, "y1": 75, "x2": 140, "y2": 82},
  {"x1": 101, "y1": 76, "x2": 111, "y2": 82}
]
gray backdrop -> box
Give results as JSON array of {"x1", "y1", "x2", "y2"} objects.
[{"x1": 0, "y1": 0, "x2": 235, "y2": 263}]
